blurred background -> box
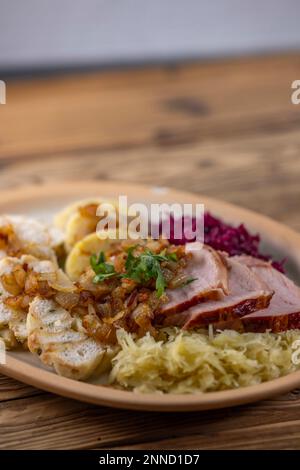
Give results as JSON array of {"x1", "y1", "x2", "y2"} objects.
[
  {"x1": 0, "y1": 0, "x2": 300, "y2": 229},
  {"x1": 1, "y1": 0, "x2": 300, "y2": 72}
]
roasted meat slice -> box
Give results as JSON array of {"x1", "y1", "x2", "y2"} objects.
[
  {"x1": 161, "y1": 256, "x2": 273, "y2": 329},
  {"x1": 234, "y1": 256, "x2": 300, "y2": 332},
  {"x1": 160, "y1": 243, "x2": 228, "y2": 316}
]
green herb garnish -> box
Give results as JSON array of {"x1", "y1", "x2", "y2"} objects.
[
  {"x1": 124, "y1": 248, "x2": 173, "y2": 298},
  {"x1": 180, "y1": 277, "x2": 198, "y2": 288},
  {"x1": 91, "y1": 247, "x2": 179, "y2": 298},
  {"x1": 158, "y1": 248, "x2": 177, "y2": 262},
  {"x1": 90, "y1": 252, "x2": 118, "y2": 283}
]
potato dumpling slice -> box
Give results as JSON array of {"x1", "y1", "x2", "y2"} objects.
[
  {"x1": 65, "y1": 232, "x2": 121, "y2": 281},
  {"x1": 64, "y1": 211, "x2": 99, "y2": 253},
  {"x1": 54, "y1": 198, "x2": 121, "y2": 253},
  {"x1": 54, "y1": 198, "x2": 103, "y2": 232}
]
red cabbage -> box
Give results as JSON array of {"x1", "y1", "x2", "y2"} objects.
[{"x1": 162, "y1": 212, "x2": 285, "y2": 273}]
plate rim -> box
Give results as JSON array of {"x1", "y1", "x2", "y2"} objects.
[
  {"x1": 1, "y1": 179, "x2": 300, "y2": 412},
  {"x1": 2, "y1": 354, "x2": 300, "y2": 412}
]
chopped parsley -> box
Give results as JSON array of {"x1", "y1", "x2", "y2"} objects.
[
  {"x1": 180, "y1": 277, "x2": 198, "y2": 288},
  {"x1": 124, "y1": 248, "x2": 174, "y2": 297},
  {"x1": 90, "y1": 252, "x2": 118, "y2": 283},
  {"x1": 90, "y1": 247, "x2": 193, "y2": 298}
]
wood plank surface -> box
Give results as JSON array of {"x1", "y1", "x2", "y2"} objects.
[
  {"x1": 1, "y1": 390, "x2": 300, "y2": 450},
  {"x1": 1, "y1": 53, "x2": 300, "y2": 449}
]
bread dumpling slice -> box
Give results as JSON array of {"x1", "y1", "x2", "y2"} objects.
[
  {"x1": 0, "y1": 254, "x2": 75, "y2": 349},
  {"x1": 27, "y1": 297, "x2": 115, "y2": 381},
  {"x1": 0, "y1": 327, "x2": 18, "y2": 349},
  {"x1": 0, "y1": 214, "x2": 63, "y2": 263},
  {"x1": 0, "y1": 304, "x2": 27, "y2": 349},
  {"x1": 8, "y1": 311, "x2": 28, "y2": 344},
  {"x1": 0, "y1": 257, "x2": 32, "y2": 348}
]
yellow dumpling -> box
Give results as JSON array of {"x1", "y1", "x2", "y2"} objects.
[
  {"x1": 65, "y1": 232, "x2": 121, "y2": 281},
  {"x1": 54, "y1": 198, "x2": 103, "y2": 232},
  {"x1": 54, "y1": 198, "x2": 120, "y2": 253}
]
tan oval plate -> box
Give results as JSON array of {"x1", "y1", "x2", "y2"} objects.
[{"x1": 1, "y1": 180, "x2": 300, "y2": 412}]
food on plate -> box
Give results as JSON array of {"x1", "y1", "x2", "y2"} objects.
[
  {"x1": 27, "y1": 298, "x2": 115, "y2": 380},
  {"x1": 0, "y1": 327, "x2": 18, "y2": 349},
  {"x1": 0, "y1": 215, "x2": 63, "y2": 263},
  {"x1": 0, "y1": 254, "x2": 74, "y2": 348},
  {"x1": 54, "y1": 198, "x2": 122, "y2": 253},
  {"x1": 233, "y1": 256, "x2": 300, "y2": 332},
  {"x1": 110, "y1": 328, "x2": 300, "y2": 393},
  {"x1": 66, "y1": 232, "x2": 123, "y2": 281},
  {"x1": 165, "y1": 212, "x2": 285, "y2": 272},
  {"x1": 1, "y1": 200, "x2": 300, "y2": 395},
  {"x1": 166, "y1": 256, "x2": 273, "y2": 329},
  {"x1": 159, "y1": 243, "x2": 228, "y2": 316}
]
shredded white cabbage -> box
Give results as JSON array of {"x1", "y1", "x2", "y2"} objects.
[{"x1": 109, "y1": 328, "x2": 300, "y2": 394}]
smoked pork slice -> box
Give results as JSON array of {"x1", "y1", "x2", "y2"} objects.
[
  {"x1": 162, "y1": 256, "x2": 273, "y2": 329},
  {"x1": 160, "y1": 243, "x2": 228, "y2": 316},
  {"x1": 235, "y1": 256, "x2": 300, "y2": 332}
]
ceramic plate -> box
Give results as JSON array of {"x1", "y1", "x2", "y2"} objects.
[{"x1": 1, "y1": 180, "x2": 300, "y2": 411}]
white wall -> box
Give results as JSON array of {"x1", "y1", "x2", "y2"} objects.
[{"x1": 1, "y1": 0, "x2": 300, "y2": 71}]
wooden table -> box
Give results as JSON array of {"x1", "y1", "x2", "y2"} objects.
[{"x1": 1, "y1": 53, "x2": 300, "y2": 450}]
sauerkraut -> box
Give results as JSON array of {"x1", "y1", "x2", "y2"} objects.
[{"x1": 109, "y1": 328, "x2": 300, "y2": 393}]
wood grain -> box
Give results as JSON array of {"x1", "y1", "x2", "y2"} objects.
[
  {"x1": 0, "y1": 375, "x2": 41, "y2": 401},
  {"x1": 0, "y1": 130, "x2": 299, "y2": 230},
  {"x1": 1, "y1": 390, "x2": 300, "y2": 450},
  {"x1": 1, "y1": 53, "x2": 300, "y2": 449},
  {"x1": 1, "y1": 54, "x2": 300, "y2": 159}
]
